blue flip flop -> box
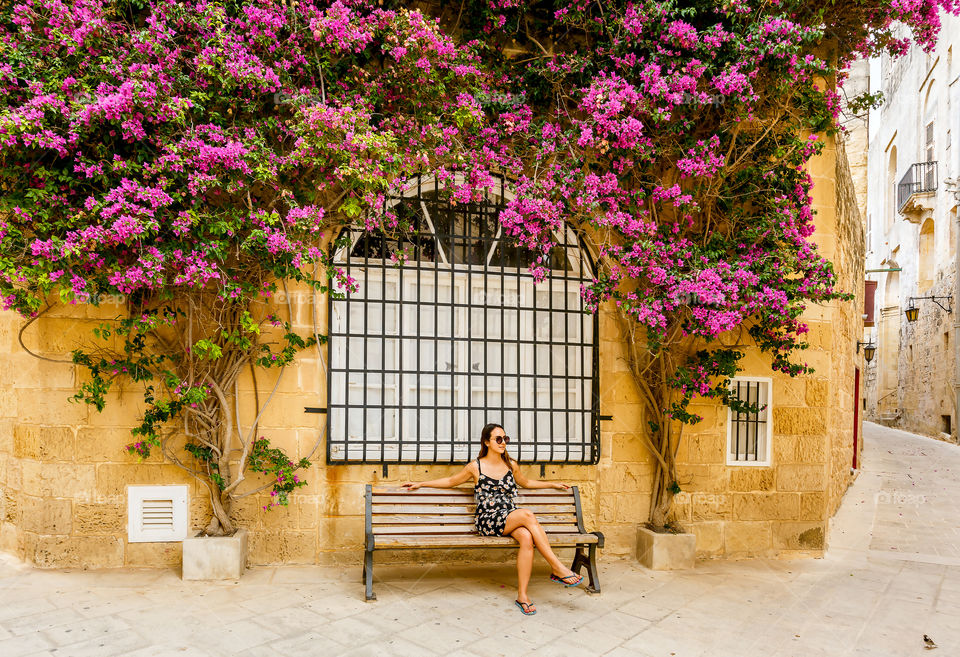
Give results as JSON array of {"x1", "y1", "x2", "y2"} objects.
[
  {"x1": 515, "y1": 600, "x2": 537, "y2": 615},
  {"x1": 550, "y1": 572, "x2": 583, "y2": 587}
]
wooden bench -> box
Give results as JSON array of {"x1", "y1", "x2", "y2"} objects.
[{"x1": 362, "y1": 484, "x2": 603, "y2": 600}]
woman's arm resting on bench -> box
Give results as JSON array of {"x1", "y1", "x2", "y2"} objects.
[
  {"x1": 401, "y1": 463, "x2": 475, "y2": 491},
  {"x1": 510, "y1": 459, "x2": 570, "y2": 490}
]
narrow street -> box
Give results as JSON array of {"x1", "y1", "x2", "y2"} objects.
[{"x1": 0, "y1": 421, "x2": 958, "y2": 657}]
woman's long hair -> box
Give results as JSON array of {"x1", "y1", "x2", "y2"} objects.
[{"x1": 477, "y1": 422, "x2": 514, "y2": 472}]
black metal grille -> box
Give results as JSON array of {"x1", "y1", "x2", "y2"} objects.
[
  {"x1": 897, "y1": 161, "x2": 937, "y2": 211},
  {"x1": 327, "y1": 175, "x2": 599, "y2": 465},
  {"x1": 728, "y1": 379, "x2": 770, "y2": 462}
]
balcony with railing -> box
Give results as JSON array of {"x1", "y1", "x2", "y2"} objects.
[{"x1": 897, "y1": 161, "x2": 938, "y2": 215}]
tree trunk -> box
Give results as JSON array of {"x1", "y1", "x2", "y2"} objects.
[{"x1": 204, "y1": 489, "x2": 235, "y2": 536}]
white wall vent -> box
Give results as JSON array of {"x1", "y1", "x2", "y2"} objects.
[{"x1": 127, "y1": 485, "x2": 189, "y2": 542}]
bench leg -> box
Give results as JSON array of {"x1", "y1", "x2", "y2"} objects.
[
  {"x1": 364, "y1": 549, "x2": 377, "y2": 601},
  {"x1": 571, "y1": 545, "x2": 601, "y2": 594}
]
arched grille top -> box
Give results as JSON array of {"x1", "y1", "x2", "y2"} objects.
[
  {"x1": 327, "y1": 174, "x2": 599, "y2": 465},
  {"x1": 335, "y1": 176, "x2": 593, "y2": 277}
]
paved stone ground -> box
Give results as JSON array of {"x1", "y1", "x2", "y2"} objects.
[{"x1": 1, "y1": 421, "x2": 959, "y2": 657}]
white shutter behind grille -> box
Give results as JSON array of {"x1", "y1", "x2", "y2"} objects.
[{"x1": 127, "y1": 486, "x2": 188, "y2": 542}]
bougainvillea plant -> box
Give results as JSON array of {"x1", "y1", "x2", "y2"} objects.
[{"x1": 0, "y1": 0, "x2": 955, "y2": 532}]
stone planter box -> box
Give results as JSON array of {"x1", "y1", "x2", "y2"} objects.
[
  {"x1": 637, "y1": 525, "x2": 696, "y2": 570},
  {"x1": 182, "y1": 528, "x2": 248, "y2": 580}
]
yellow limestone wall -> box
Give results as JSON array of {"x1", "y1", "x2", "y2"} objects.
[{"x1": 0, "y1": 138, "x2": 861, "y2": 569}]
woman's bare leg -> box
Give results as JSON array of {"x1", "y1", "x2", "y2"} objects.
[
  {"x1": 502, "y1": 509, "x2": 580, "y2": 579},
  {"x1": 510, "y1": 526, "x2": 535, "y2": 607}
]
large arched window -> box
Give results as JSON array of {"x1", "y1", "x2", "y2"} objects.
[{"x1": 327, "y1": 175, "x2": 599, "y2": 464}]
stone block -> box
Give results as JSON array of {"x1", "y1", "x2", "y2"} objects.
[
  {"x1": 599, "y1": 494, "x2": 616, "y2": 523},
  {"x1": 773, "y1": 435, "x2": 798, "y2": 464},
  {"x1": 724, "y1": 521, "x2": 773, "y2": 555},
  {"x1": 25, "y1": 534, "x2": 124, "y2": 569},
  {"x1": 603, "y1": 403, "x2": 644, "y2": 430},
  {"x1": 85, "y1": 392, "x2": 144, "y2": 428},
  {"x1": 13, "y1": 425, "x2": 75, "y2": 461},
  {"x1": 2, "y1": 491, "x2": 17, "y2": 523},
  {"x1": 0, "y1": 387, "x2": 18, "y2": 418},
  {"x1": 18, "y1": 495, "x2": 71, "y2": 534},
  {"x1": 598, "y1": 523, "x2": 642, "y2": 557},
  {"x1": 318, "y1": 516, "x2": 363, "y2": 551},
  {"x1": 796, "y1": 436, "x2": 827, "y2": 463},
  {"x1": 295, "y1": 495, "x2": 320, "y2": 529},
  {"x1": 729, "y1": 468, "x2": 775, "y2": 492},
  {"x1": 636, "y1": 525, "x2": 696, "y2": 570},
  {"x1": 805, "y1": 379, "x2": 829, "y2": 407},
  {"x1": 74, "y1": 503, "x2": 124, "y2": 535},
  {"x1": 76, "y1": 428, "x2": 159, "y2": 463},
  {"x1": 21, "y1": 461, "x2": 96, "y2": 498},
  {"x1": 16, "y1": 390, "x2": 88, "y2": 425},
  {"x1": 797, "y1": 349, "x2": 832, "y2": 376},
  {"x1": 126, "y1": 541, "x2": 182, "y2": 567},
  {"x1": 799, "y1": 493, "x2": 826, "y2": 520},
  {"x1": 772, "y1": 377, "x2": 806, "y2": 407},
  {"x1": 611, "y1": 433, "x2": 649, "y2": 463},
  {"x1": 0, "y1": 522, "x2": 19, "y2": 554},
  {"x1": 296, "y1": 360, "x2": 326, "y2": 394},
  {"x1": 9, "y1": 355, "x2": 77, "y2": 391},
  {"x1": 684, "y1": 433, "x2": 724, "y2": 464},
  {"x1": 182, "y1": 528, "x2": 248, "y2": 579},
  {"x1": 321, "y1": 482, "x2": 364, "y2": 516},
  {"x1": 227, "y1": 497, "x2": 262, "y2": 528},
  {"x1": 690, "y1": 521, "x2": 723, "y2": 556},
  {"x1": 18, "y1": 316, "x2": 95, "y2": 355},
  {"x1": 599, "y1": 314, "x2": 623, "y2": 341},
  {"x1": 6, "y1": 457, "x2": 22, "y2": 490},
  {"x1": 603, "y1": 371, "x2": 642, "y2": 405},
  {"x1": 260, "y1": 502, "x2": 295, "y2": 531},
  {"x1": 606, "y1": 464, "x2": 653, "y2": 492},
  {"x1": 576, "y1": 481, "x2": 597, "y2": 507},
  {"x1": 0, "y1": 418, "x2": 13, "y2": 450},
  {"x1": 678, "y1": 464, "x2": 728, "y2": 492},
  {"x1": 773, "y1": 407, "x2": 827, "y2": 436},
  {"x1": 687, "y1": 405, "x2": 721, "y2": 430},
  {"x1": 615, "y1": 493, "x2": 650, "y2": 523},
  {"x1": 95, "y1": 464, "x2": 194, "y2": 497},
  {"x1": 774, "y1": 521, "x2": 825, "y2": 550},
  {"x1": 250, "y1": 393, "x2": 325, "y2": 430},
  {"x1": 733, "y1": 492, "x2": 799, "y2": 521},
  {"x1": 248, "y1": 529, "x2": 317, "y2": 565},
  {"x1": 690, "y1": 491, "x2": 732, "y2": 521},
  {"x1": 776, "y1": 464, "x2": 826, "y2": 492}
]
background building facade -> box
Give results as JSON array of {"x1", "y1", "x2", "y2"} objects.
[{"x1": 863, "y1": 16, "x2": 960, "y2": 441}]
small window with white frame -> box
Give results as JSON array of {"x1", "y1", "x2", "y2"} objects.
[{"x1": 726, "y1": 377, "x2": 772, "y2": 466}]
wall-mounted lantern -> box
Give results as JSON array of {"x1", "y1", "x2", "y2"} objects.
[
  {"x1": 905, "y1": 295, "x2": 953, "y2": 323},
  {"x1": 857, "y1": 341, "x2": 877, "y2": 362}
]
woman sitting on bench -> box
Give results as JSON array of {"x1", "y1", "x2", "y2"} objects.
[{"x1": 401, "y1": 422, "x2": 583, "y2": 616}]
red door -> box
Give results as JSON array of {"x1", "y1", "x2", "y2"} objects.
[{"x1": 852, "y1": 368, "x2": 860, "y2": 469}]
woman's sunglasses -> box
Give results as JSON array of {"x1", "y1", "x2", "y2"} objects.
[{"x1": 492, "y1": 435, "x2": 510, "y2": 445}]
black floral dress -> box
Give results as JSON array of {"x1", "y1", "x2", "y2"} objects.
[{"x1": 474, "y1": 458, "x2": 520, "y2": 537}]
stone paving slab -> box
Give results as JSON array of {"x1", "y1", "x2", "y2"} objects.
[{"x1": 2, "y1": 421, "x2": 960, "y2": 657}]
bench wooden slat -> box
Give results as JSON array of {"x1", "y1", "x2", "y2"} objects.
[
  {"x1": 371, "y1": 494, "x2": 575, "y2": 505},
  {"x1": 371, "y1": 486, "x2": 572, "y2": 496},
  {"x1": 372, "y1": 524, "x2": 579, "y2": 535},
  {"x1": 371, "y1": 504, "x2": 577, "y2": 514},
  {"x1": 371, "y1": 513, "x2": 579, "y2": 525},
  {"x1": 373, "y1": 533, "x2": 600, "y2": 549}
]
